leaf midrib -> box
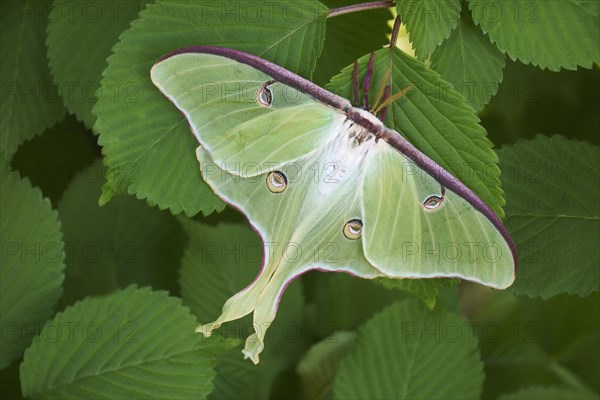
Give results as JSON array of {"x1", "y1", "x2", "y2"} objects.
[
  {"x1": 566, "y1": 0, "x2": 599, "y2": 19},
  {"x1": 31, "y1": 342, "x2": 223, "y2": 398}
]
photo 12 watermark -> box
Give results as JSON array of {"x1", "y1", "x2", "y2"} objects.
[{"x1": 1, "y1": 321, "x2": 140, "y2": 346}]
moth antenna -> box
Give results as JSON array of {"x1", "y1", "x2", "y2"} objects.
[
  {"x1": 371, "y1": 68, "x2": 391, "y2": 112},
  {"x1": 374, "y1": 85, "x2": 413, "y2": 113},
  {"x1": 376, "y1": 85, "x2": 391, "y2": 122},
  {"x1": 352, "y1": 60, "x2": 359, "y2": 107},
  {"x1": 362, "y1": 52, "x2": 375, "y2": 110},
  {"x1": 371, "y1": 16, "x2": 401, "y2": 118}
]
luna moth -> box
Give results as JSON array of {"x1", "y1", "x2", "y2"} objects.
[{"x1": 150, "y1": 46, "x2": 516, "y2": 364}]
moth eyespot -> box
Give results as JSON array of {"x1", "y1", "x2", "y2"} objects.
[
  {"x1": 266, "y1": 171, "x2": 287, "y2": 193},
  {"x1": 423, "y1": 195, "x2": 444, "y2": 211},
  {"x1": 343, "y1": 219, "x2": 363, "y2": 240},
  {"x1": 257, "y1": 84, "x2": 273, "y2": 107}
]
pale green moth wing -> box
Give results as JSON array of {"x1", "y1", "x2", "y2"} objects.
[
  {"x1": 195, "y1": 143, "x2": 382, "y2": 363},
  {"x1": 150, "y1": 52, "x2": 345, "y2": 177},
  {"x1": 150, "y1": 47, "x2": 517, "y2": 363},
  {"x1": 362, "y1": 143, "x2": 514, "y2": 289}
]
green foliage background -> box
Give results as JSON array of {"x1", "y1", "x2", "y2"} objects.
[{"x1": 1, "y1": 0, "x2": 598, "y2": 399}]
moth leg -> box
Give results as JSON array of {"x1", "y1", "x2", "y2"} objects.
[{"x1": 362, "y1": 52, "x2": 375, "y2": 110}]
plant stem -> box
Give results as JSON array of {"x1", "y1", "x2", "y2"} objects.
[
  {"x1": 390, "y1": 15, "x2": 402, "y2": 48},
  {"x1": 327, "y1": 1, "x2": 395, "y2": 19}
]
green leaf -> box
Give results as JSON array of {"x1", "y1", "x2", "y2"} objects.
[
  {"x1": 0, "y1": 360, "x2": 24, "y2": 400},
  {"x1": 397, "y1": 0, "x2": 462, "y2": 59},
  {"x1": 430, "y1": 9, "x2": 505, "y2": 111},
  {"x1": 210, "y1": 322, "x2": 304, "y2": 400},
  {"x1": 57, "y1": 161, "x2": 186, "y2": 306},
  {"x1": 11, "y1": 115, "x2": 97, "y2": 205},
  {"x1": 0, "y1": 0, "x2": 66, "y2": 160},
  {"x1": 559, "y1": 330, "x2": 600, "y2": 395},
  {"x1": 333, "y1": 299, "x2": 484, "y2": 399},
  {"x1": 484, "y1": 341, "x2": 553, "y2": 372},
  {"x1": 178, "y1": 218, "x2": 305, "y2": 399},
  {"x1": 467, "y1": 0, "x2": 600, "y2": 71},
  {"x1": 297, "y1": 331, "x2": 357, "y2": 400},
  {"x1": 481, "y1": 341, "x2": 562, "y2": 397},
  {"x1": 46, "y1": 0, "x2": 151, "y2": 129},
  {"x1": 498, "y1": 136, "x2": 599, "y2": 298},
  {"x1": 476, "y1": 290, "x2": 600, "y2": 357},
  {"x1": 327, "y1": 48, "x2": 505, "y2": 217},
  {"x1": 94, "y1": 0, "x2": 328, "y2": 215},
  {"x1": 179, "y1": 218, "x2": 261, "y2": 322},
  {"x1": 490, "y1": 341, "x2": 600, "y2": 398},
  {"x1": 373, "y1": 278, "x2": 457, "y2": 309},
  {"x1": 313, "y1": 1, "x2": 392, "y2": 85},
  {"x1": 474, "y1": 291, "x2": 600, "y2": 398},
  {"x1": 500, "y1": 386, "x2": 598, "y2": 400},
  {"x1": 314, "y1": 272, "x2": 406, "y2": 338},
  {"x1": 0, "y1": 170, "x2": 65, "y2": 369},
  {"x1": 480, "y1": 60, "x2": 599, "y2": 146},
  {"x1": 20, "y1": 286, "x2": 236, "y2": 399}
]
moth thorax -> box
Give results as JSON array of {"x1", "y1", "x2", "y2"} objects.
[
  {"x1": 340, "y1": 119, "x2": 374, "y2": 145},
  {"x1": 348, "y1": 129, "x2": 375, "y2": 146},
  {"x1": 353, "y1": 107, "x2": 384, "y2": 126},
  {"x1": 337, "y1": 120, "x2": 375, "y2": 169},
  {"x1": 316, "y1": 121, "x2": 375, "y2": 201}
]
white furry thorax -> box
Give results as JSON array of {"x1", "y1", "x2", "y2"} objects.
[{"x1": 315, "y1": 117, "x2": 378, "y2": 200}]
